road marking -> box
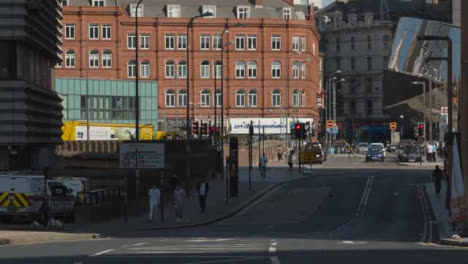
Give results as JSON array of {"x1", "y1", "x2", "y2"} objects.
[
  {"x1": 268, "y1": 241, "x2": 278, "y2": 253},
  {"x1": 187, "y1": 238, "x2": 233, "y2": 242},
  {"x1": 270, "y1": 256, "x2": 281, "y2": 264},
  {"x1": 90, "y1": 249, "x2": 114, "y2": 257},
  {"x1": 179, "y1": 257, "x2": 268, "y2": 264},
  {"x1": 129, "y1": 242, "x2": 148, "y2": 247},
  {"x1": 340, "y1": 240, "x2": 366, "y2": 245}
]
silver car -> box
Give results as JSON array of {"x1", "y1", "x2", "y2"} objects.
[{"x1": 357, "y1": 143, "x2": 369, "y2": 154}]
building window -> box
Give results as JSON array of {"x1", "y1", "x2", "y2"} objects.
[
  {"x1": 201, "y1": 90, "x2": 211, "y2": 107},
  {"x1": 366, "y1": 78, "x2": 373, "y2": 93},
  {"x1": 236, "y1": 61, "x2": 245, "y2": 78},
  {"x1": 237, "y1": 6, "x2": 250, "y2": 19},
  {"x1": 214, "y1": 90, "x2": 221, "y2": 107},
  {"x1": 272, "y1": 90, "x2": 281, "y2": 107},
  {"x1": 65, "y1": 50, "x2": 75, "y2": 68},
  {"x1": 292, "y1": 62, "x2": 299, "y2": 79},
  {"x1": 203, "y1": 5, "x2": 216, "y2": 18},
  {"x1": 349, "y1": 78, "x2": 356, "y2": 93},
  {"x1": 367, "y1": 35, "x2": 372, "y2": 50},
  {"x1": 272, "y1": 35, "x2": 281, "y2": 51},
  {"x1": 383, "y1": 56, "x2": 388, "y2": 68},
  {"x1": 247, "y1": 35, "x2": 257, "y2": 50},
  {"x1": 236, "y1": 35, "x2": 245, "y2": 50},
  {"x1": 366, "y1": 100, "x2": 373, "y2": 115},
  {"x1": 301, "y1": 63, "x2": 306, "y2": 79},
  {"x1": 102, "y1": 24, "x2": 111, "y2": 40},
  {"x1": 210, "y1": 35, "x2": 221, "y2": 50},
  {"x1": 301, "y1": 36, "x2": 306, "y2": 52},
  {"x1": 140, "y1": 34, "x2": 150, "y2": 49},
  {"x1": 292, "y1": 90, "x2": 299, "y2": 107},
  {"x1": 336, "y1": 58, "x2": 341, "y2": 71},
  {"x1": 178, "y1": 90, "x2": 187, "y2": 107},
  {"x1": 351, "y1": 57, "x2": 355, "y2": 71},
  {"x1": 301, "y1": 90, "x2": 306, "y2": 107},
  {"x1": 283, "y1": 7, "x2": 291, "y2": 19},
  {"x1": 140, "y1": 60, "x2": 150, "y2": 78},
  {"x1": 165, "y1": 90, "x2": 175, "y2": 107},
  {"x1": 350, "y1": 100, "x2": 356, "y2": 115},
  {"x1": 166, "y1": 35, "x2": 175, "y2": 50},
  {"x1": 367, "y1": 57, "x2": 372, "y2": 70},
  {"x1": 292, "y1": 36, "x2": 299, "y2": 51},
  {"x1": 65, "y1": 24, "x2": 75, "y2": 39},
  {"x1": 89, "y1": 50, "x2": 99, "y2": 68},
  {"x1": 166, "y1": 5, "x2": 180, "y2": 18},
  {"x1": 128, "y1": 60, "x2": 136, "y2": 78},
  {"x1": 351, "y1": 37, "x2": 355, "y2": 50},
  {"x1": 178, "y1": 35, "x2": 187, "y2": 50},
  {"x1": 312, "y1": 42, "x2": 316, "y2": 55},
  {"x1": 62, "y1": 0, "x2": 69, "y2": 6},
  {"x1": 200, "y1": 35, "x2": 210, "y2": 50},
  {"x1": 248, "y1": 90, "x2": 257, "y2": 107},
  {"x1": 130, "y1": 4, "x2": 144, "y2": 17},
  {"x1": 236, "y1": 90, "x2": 245, "y2": 107},
  {"x1": 178, "y1": 61, "x2": 187, "y2": 78},
  {"x1": 89, "y1": 24, "x2": 99, "y2": 40},
  {"x1": 92, "y1": 0, "x2": 105, "y2": 6},
  {"x1": 336, "y1": 37, "x2": 340, "y2": 52},
  {"x1": 272, "y1": 61, "x2": 281, "y2": 78},
  {"x1": 214, "y1": 61, "x2": 222, "y2": 79},
  {"x1": 165, "y1": 60, "x2": 175, "y2": 78},
  {"x1": 247, "y1": 61, "x2": 257, "y2": 78},
  {"x1": 56, "y1": 56, "x2": 63, "y2": 68},
  {"x1": 127, "y1": 34, "x2": 136, "y2": 49},
  {"x1": 102, "y1": 50, "x2": 112, "y2": 68},
  {"x1": 383, "y1": 34, "x2": 390, "y2": 49},
  {"x1": 200, "y1": 61, "x2": 210, "y2": 78}
]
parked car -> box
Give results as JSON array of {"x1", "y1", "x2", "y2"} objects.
[
  {"x1": 388, "y1": 145, "x2": 397, "y2": 152},
  {"x1": 400, "y1": 145, "x2": 422, "y2": 162},
  {"x1": 310, "y1": 142, "x2": 327, "y2": 162},
  {"x1": 366, "y1": 147, "x2": 385, "y2": 162},
  {"x1": 357, "y1": 143, "x2": 369, "y2": 154},
  {"x1": 369, "y1": 143, "x2": 386, "y2": 157}
]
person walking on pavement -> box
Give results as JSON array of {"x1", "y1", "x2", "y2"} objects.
[
  {"x1": 277, "y1": 146, "x2": 282, "y2": 162},
  {"x1": 197, "y1": 179, "x2": 209, "y2": 213},
  {"x1": 288, "y1": 150, "x2": 294, "y2": 170},
  {"x1": 426, "y1": 142, "x2": 434, "y2": 162},
  {"x1": 173, "y1": 184, "x2": 185, "y2": 222},
  {"x1": 432, "y1": 165, "x2": 443, "y2": 194},
  {"x1": 432, "y1": 142, "x2": 437, "y2": 162},
  {"x1": 148, "y1": 185, "x2": 161, "y2": 223},
  {"x1": 260, "y1": 153, "x2": 268, "y2": 179}
]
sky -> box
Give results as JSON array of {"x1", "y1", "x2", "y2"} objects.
[{"x1": 322, "y1": 0, "x2": 334, "y2": 6}]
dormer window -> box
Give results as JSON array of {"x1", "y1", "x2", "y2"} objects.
[
  {"x1": 236, "y1": 6, "x2": 250, "y2": 19},
  {"x1": 203, "y1": 5, "x2": 216, "y2": 18},
  {"x1": 283, "y1": 7, "x2": 291, "y2": 20},
  {"x1": 91, "y1": 0, "x2": 105, "y2": 6},
  {"x1": 167, "y1": 5, "x2": 181, "y2": 18},
  {"x1": 130, "y1": 4, "x2": 144, "y2": 17}
]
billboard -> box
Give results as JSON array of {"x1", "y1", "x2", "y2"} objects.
[{"x1": 229, "y1": 118, "x2": 314, "y2": 135}]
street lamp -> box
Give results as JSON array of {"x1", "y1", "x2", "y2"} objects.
[
  {"x1": 325, "y1": 70, "x2": 341, "y2": 151},
  {"x1": 412, "y1": 81, "x2": 426, "y2": 142},
  {"x1": 332, "y1": 78, "x2": 345, "y2": 142},
  {"x1": 135, "y1": 0, "x2": 143, "y2": 141},
  {"x1": 400, "y1": 114, "x2": 404, "y2": 138}
]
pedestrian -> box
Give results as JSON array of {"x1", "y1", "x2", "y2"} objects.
[
  {"x1": 277, "y1": 146, "x2": 282, "y2": 162},
  {"x1": 432, "y1": 142, "x2": 437, "y2": 162},
  {"x1": 259, "y1": 153, "x2": 268, "y2": 179},
  {"x1": 197, "y1": 179, "x2": 209, "y2": 213},
  {"x1": 426, "y1": 142, "x2": 433, "y2": 162},
  {"x1": 148, "y1": 184, "x2": 161, "y2": 223},
  {"x1": 173, "y1": 184, "x2": 185, "y2": 222},
  {"x1": 288, "y1": 150, "x2": 293, "y2": 170},
  {"x1": 432, "y1": 165, "x2": 443, "y2": 194}
]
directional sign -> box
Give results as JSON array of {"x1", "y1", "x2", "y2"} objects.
[
  {"x1": 120, "y1": 143, "x2": 165, "y2": 169},
  {"x1": 326, "y1": 120, "x2": 335, "y2": 129},
  {"x1": 389, "y1": 122, "x2": 397, "y2": 131}
]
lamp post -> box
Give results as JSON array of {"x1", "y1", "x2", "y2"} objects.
[
  {"x1": 400, "y1": 114, "x2": 404, "y2": 138},
  {"x1": 332, "y1": 78, "x2": 345, "y2": 142},
  {"x1": 135, "y1": 0, "x2": 143, "y2": 142},
  {"x1": 412, "y1": 81, "x2": 427, "y2": 142},
  {"x1": 325, "y1": 70, "x2": 341, "y2": 151}
]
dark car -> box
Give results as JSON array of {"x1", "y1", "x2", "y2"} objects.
[
  {"x1": 365, "y1": 147, "x2": 385, "y2": 162},
  {"x1": 400, "y1": 145, "x2": 422, "y2": 162}
]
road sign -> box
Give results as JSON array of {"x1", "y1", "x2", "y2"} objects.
[
  {"x1": 327, "y1": 126, "x2": 339, "y2": 135},
  {"x1": 120, "y1": 143, "x2": 165, "y2": 169},
  {"x1": 389, "y1": 122, "x2": 397, "y2": 131},
  {"x1": 326, "y1": 120, "x2": 335, "y2": 129}
]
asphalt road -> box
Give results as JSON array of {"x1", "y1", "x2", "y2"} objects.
[{"x1": 1, "y1": 153, "x2": 467, "y2": 264}]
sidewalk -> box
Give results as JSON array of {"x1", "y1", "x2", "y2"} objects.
[
  {"x1": 399, "y1": 161, "x2": 443, "y2": 167},
  {"x1": 0, "y1": 231, "x2": 99, "y2": 246}
]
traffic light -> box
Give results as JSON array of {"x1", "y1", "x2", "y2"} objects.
[
  {"x1": 249, "y1": 123, "x2": 254, "y2": 137},
  {"x1": 201, "y1": 122, "x2": 208, "y2": 135},
  {"x1": 192, "y1": 121, "x2": 199, "y2": 136},
  {"x1": 294, "y1": 123, "x2": 306, "y2": 140},
  {"x1": 209, "y1": 126, "x2": 215, "y2": 136},
  {"x1": 414, "y1": 126, "x2": 419, "y2": 138},
  {"x1": 418, "y1": 123, "x2": 425, "y2": 137}
]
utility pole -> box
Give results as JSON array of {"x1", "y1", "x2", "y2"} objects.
[{"x1": 461, "y1": 1, "x2": 468, "y2": 203}]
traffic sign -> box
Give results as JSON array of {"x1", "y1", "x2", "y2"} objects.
[
  {"x1": 326, "y1": 120, "x2": 335, "y2": 129},
  {"x1": 389, "y1": 122, "x2": 397, "y2": 131}
]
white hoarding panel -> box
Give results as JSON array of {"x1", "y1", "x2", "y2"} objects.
[
  {"x1": 120, "y1": 143, "x2": 165, "y2": 169},
  {"x1": 229, "y1": 118, "x2": 314, "y2": 135}
]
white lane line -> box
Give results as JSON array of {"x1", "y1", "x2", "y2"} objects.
[
  {"x1": 130, "y1": 242, "x2": 148, "y2": 247},
  {"x1": 268, "y1": 242, "x2": 278, "y2": 253},
  {"x1": 180, "y1": 257, "x2": 268, "y2": 264},
  {"x1": 270, "y1": 256, "x2": 281, "y2": 264},
  {"x1": 90, "y1": 249, "x2": 115, "y2": 257}
]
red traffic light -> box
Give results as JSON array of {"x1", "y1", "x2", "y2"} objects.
[
  {"x1": 295, "y1": 124, "x2": 302, "y2": 130},
  {"x1": 210, "y1": 127, "x2": 215, "y2": 132},
  {"x1": 418, "y1": 123, "x2": 425, "y2": 129}
]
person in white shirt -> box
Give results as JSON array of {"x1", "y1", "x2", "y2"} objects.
[
  {"x1": 173, "y1": 184, "x2": 185, "y2": 222},
  {"x1": 197, "y1": 179, "x2": 209, "y2": 213},
  {"x1": 426, "y1": 142, "x2": 434, "y2": 162},
  {"x1": 148, "y1": 185, "x2": 161, "y2": 223}
]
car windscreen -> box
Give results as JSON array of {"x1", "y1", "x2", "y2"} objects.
[
  {"x1": 368, "y1": 148, "x2": 381, "y2": 154},
  {"x1": 404, "y1": 146, "x2": 419, "y2": 153}
]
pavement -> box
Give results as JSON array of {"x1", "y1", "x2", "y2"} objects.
[{"x1": 0, "y1": 231, "x2": 99, "y2": 246}]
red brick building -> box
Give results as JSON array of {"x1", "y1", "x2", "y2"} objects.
[{"x1": 57, "y1": 0, "x2": 321, "y2": 134}]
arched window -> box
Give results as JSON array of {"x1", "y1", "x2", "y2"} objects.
[
  {"x1": 200, "y1": 61, "x2": 210, "y2": 79},
  {"x1": 248, "y1": 90, "x2": 257, "y2": 107},
  {"x1": 89, "y1": 49, "x2": 99, "y2": 68},
  {"x1": 236, "y1": 61, "x2": 245, "y2": 78},
  {"x1": 165, "y1": 60, "x2": 175, "y2": 78},
  {"x1": 272, "y1": 61, "x2": 281, "y2": 78},
  {"x1": 201, "y1": 90, "x2": 211, "y2": 107},
  {"x1": 127, "y1": 60, "x2": 137, "y2": 78},
  {"x1": 102, "y1": 50, "x2": 112, "y2": 68},
  {"x1": 292, "y1": 61, "x2": 299, "y2": 79},
  {"x1": 236, "y1": 90, "x2": 245, "y2": 107},
  {"x1": 301, "y1": 90, "x2": 306, "y2": 107},
  {"x1": 301, "y1": 62, "x2": 306, "y2": 79},
  {"x1": 214, "y1": 89, "x2": 221, "y2": 107},
  {"x1": 272, "y1": 89, "x2": 281, "y2": 107},
  {"x1": 247, "y1": 61, "x2": 257, "y2": 78},
  {"x1": 178, "y1": 60, "x2": 187, "y2": 78},
  {"x1": 140, "y1": 60, "x2": 150, "y2": 78},
  {"x1": 292, "y1": 90, "x2": 299, "y2": 107},
  {"x1": 178, "y1": 90, "x2": 187, "y2": 107},
  {"x1": 214, "y1": 61, "x2": 222, "y2": 79},
  {"x1": 65, "y1": 50, "x2": 75, "y2": 68},
  {"x1": 165, "y1": 90, "x2": 175, "y2": 107}
]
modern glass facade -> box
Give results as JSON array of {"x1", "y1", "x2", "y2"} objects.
[{"x1": 55, "y1": 78, "x2": 158, "y2": 128}]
